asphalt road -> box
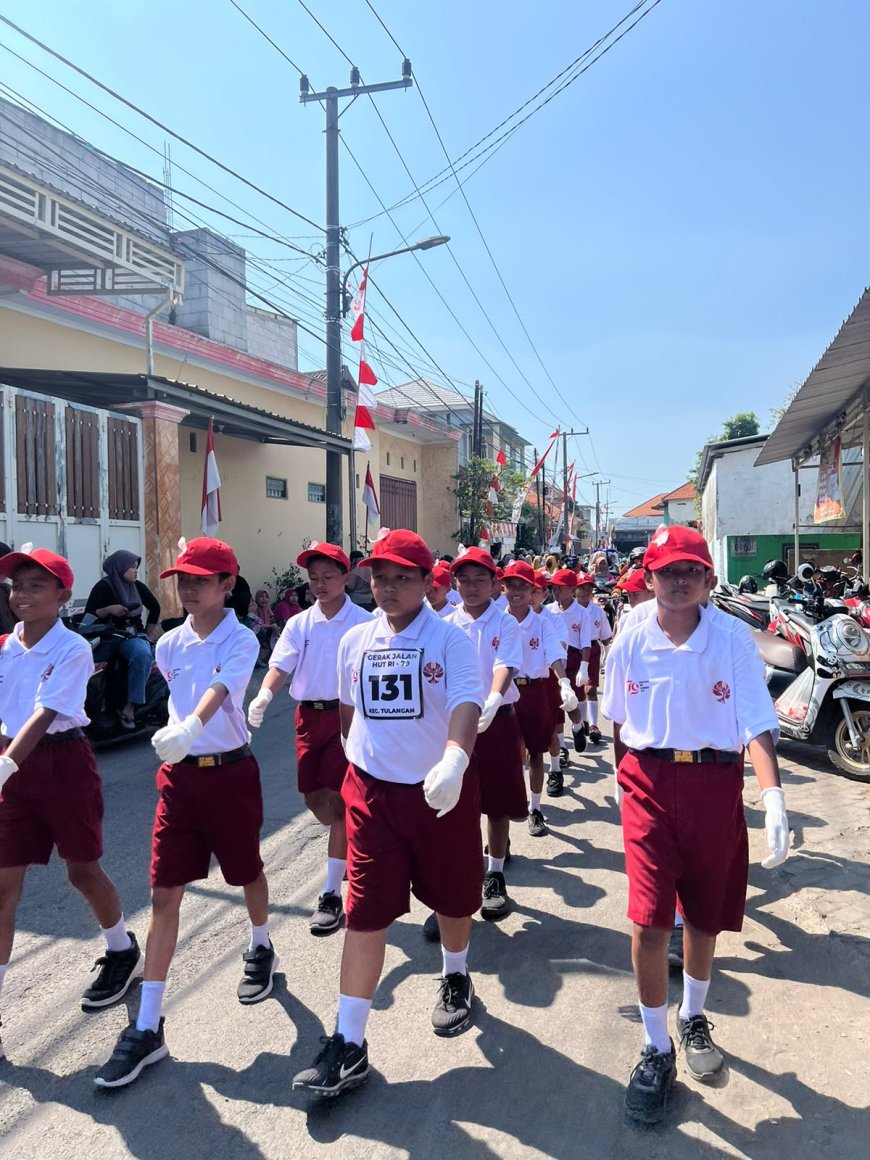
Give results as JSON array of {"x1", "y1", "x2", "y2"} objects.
[{"x1": 0, "y1": 686, "x2": 867, "y2": 1160}]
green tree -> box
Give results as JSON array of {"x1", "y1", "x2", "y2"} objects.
[
  {"x1": 689, "y1": 411, "x2": 761, "y2": 512},
  {"x1": 452, "y1": 457, "x2": 525, "y2": 544}
]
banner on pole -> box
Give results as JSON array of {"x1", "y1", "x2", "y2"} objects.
[{"x1": 814, "y1": 436, "x2": 845, "y2": 523}]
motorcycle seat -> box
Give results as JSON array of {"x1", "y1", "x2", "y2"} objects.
[{"x1": 752, "y1": 629, "x2": 808, "y2": 674}]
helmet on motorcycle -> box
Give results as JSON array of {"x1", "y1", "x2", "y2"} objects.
[
  {"x1": 796, "y1": 562, "x2": 816, "y2": 583},
  {"x1": 628, "y1": 546, "x2": 646, "y2": 564},
  {"x1": 738, "y1": 575, "x2": 758, "y2": 594},
  {"x1": 762, "y1": 559, "x2": 788, "y2": 582}
]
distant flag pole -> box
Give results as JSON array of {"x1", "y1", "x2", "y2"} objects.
[
  {"x1": 362, "y1": 462, "x2": 380, "y2": 549},
  {"x1": 200, "y1": 417, "x2": 221, "y2": 536}
]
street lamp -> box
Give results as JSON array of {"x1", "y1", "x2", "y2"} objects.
[{"x1": 341, "y1": 235, "x2": 450, "y2": 316}]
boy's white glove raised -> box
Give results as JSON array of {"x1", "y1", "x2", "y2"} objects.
[
  {"x1": 477, "y1": 692, "x2": 503, "y2": 733},
  {"x1": 575, "y1": 661, "x2": 590, "y2": 688},
  {"x1": 558, "y1": 677, "x2": 578, "y2": 713},
  {"x1": 247, "y1": 687, "x2": 273, "y2": 728},
  {"x1": 0, "y1": 754, "x2": 18, "y2": 792},
  {"x1": 423, "y1": 745, "x2": 469, "y2": 817},
  {"x1": 152, "y1": 714, "x2": 204, "y2": 764},
  {"x1": 760, "y1": 786, "x2": 789, "y2": 868}
]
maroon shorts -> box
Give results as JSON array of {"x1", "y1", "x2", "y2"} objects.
[
  {"x1": 342, "y1": 763, "x2": 483, "y2": 931},
  {"x1": 471, "y1": 708, "x2": 528, "y2": 820},
  {"x1": 0, "y1": 736, "x2": 103, "y2": 867},
  {"x1": 151, "y1": 754, "x2": 264, "y2": 888},
  {"x1": 587, "y1": 641, "x2": 602, "y2": 689},
  {"x1": 295, "y1": 704, "x2": 348, "y2": 795},
  {"x1": 566, "y1": 646, "x2": 581, "y2": 684},
  {"x1": 618, "y1": 751, "x2": 748, "y2": 935},
  {"x1": 515, "y1": 680, "x2": 557, "y2": 755}
]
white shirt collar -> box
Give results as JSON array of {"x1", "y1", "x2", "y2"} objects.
[
  {"x1": 178, "y1": 607, "x2": 239, "y2": 646},
  {"x1": 12, "y1": 618, "x2": 68, "y2": 655}
]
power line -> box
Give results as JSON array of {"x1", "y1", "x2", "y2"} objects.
[{"x1": 0, "y1": 12, "x2": 325, "y2": 232}]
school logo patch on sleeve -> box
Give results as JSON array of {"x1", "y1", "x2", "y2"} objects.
[
  {"x1": 491, "y1": 636, "x2": 500, "y2": 649},
  {"x1": 41, "y1": 663, "x2": 54, "y2": 681},
  {"x1": 529, "y1": 637, "x2": 540, "y2": 650},
  {"x1": 423, "y1": 661, "x2": 444, "y2": 684},
  {"x1": 713, "y1": 681, "x2": 731, "y2": 703}
]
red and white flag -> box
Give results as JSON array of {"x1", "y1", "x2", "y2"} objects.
[
  {"x1": 362, "y1": 462, "x2": 380, "y2": 527},
  {"x1": 200, "y1": 418, "x2": 222, "y2": 536},
  {"x1": 350, "y1": 266, "x2": 379, "y2": 449},
  {"x1": 529, "y1": 430, "x2": 559, "y2": 479}
]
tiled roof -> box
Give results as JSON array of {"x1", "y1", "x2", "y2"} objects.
[
  {"x1": 621, "y1": 492, "x2": 668, "y2": 519},
  {"x1": 660, "y1": 481, "x2": 695, "y2": 503}
]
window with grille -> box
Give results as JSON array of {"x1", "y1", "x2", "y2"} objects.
[
  {"x1": 266, "y1": 476, "x2": 288, "y2": 499},
  {"x1": 307, "y1": 482, "x2": 325, "y2": 504}
]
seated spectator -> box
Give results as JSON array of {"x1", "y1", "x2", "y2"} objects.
[
  {"x1": 252, "y1": 587, "x2": 280, "y2": 666},
  {"x1": 273, "y1": 586, "x2": 302, "y2": 627}
]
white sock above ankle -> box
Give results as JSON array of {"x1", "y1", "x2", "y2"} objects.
[
  {"x1": 679, "y1": 972, "x2": 710, "y2": 1021},
  {"x1": 529, "y1": 792, "x2": 542, "y2": 811},
  {"x1": 102, "y1": 916, "x2": 132, "y2": 954},
  {"x1": 549, "y1": 755, "x2": 560, "y2": 772},
  {"x1": 639, "y1": 1001, "x2": 670, "y2": 1054},
  {"x1": 249, "y1": 922, "x2": 271, "y2": 950},
  {"x1": 488, "y1": 855, "x2": 505, "y2": 873},
  {"x1": 323, "y1": 857, "x2": 346, "y2": 896},
  {"x1": 442, "y1": 944, "x2": 468, "y2": 977},
  {"x1": 136, "y1": 980, "x2": 166, "y2": 1033},
  {"x1": 337, "y1": 993, "x2": 372, "y2": 1048},
  {"x1": 588, "y1": 702, "x2": 599, "y2": 726}
]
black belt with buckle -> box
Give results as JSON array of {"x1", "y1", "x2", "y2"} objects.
[
  {"x1": 514, "y1": 677, "x2": 545, "y2": 687},
  {"x1": 177, "y1": 744, "x2": 252, "y2": 768},
  {"x1": 634, "y1": 747, "x2": 742, "y2": 765},
  {"x1": 300, "y1": 699, "x2": 340, "y2": 711}
]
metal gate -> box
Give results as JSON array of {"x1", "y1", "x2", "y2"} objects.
[{"x1": 380, "y1": 475, "x2": 417, "y2": 532}]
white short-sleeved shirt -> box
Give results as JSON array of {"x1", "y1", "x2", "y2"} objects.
[
  {"x1": 445, "y1": 588, "x2": 462, "y2": 606},
  {"x1": 0, "y1": 620, "x2": 93, "y2": 736},
  {"x1": 619, "y1": 598, "x2": 727, "y2": 635},
  {"x1": 156, "y1": 609, "x2": 259, "y2": 755},
  {"x1": 602, "y1": 603, "x2": 778, "y2": 751},
  {"x1": 268, "y1": 595, "x2": 371, "y2": 700},
  {"x1": 579, "y1": 599, "x2": 613, "y2": 644},
  {"x1": 338, "y1": 603, "x2": 484, "y2": 784},
  {"x1": 492, "y1": 593, "x2": 509, "y2": 612},
  {"x1": 543, "y1": 599, "x2": 592, "y2": 650},
  {"x1": 512, "y1": 608, "x2": 566, "y2": 679},
  {"x1": 446, "y1": 600, "x2": 521, "y2": 705}
]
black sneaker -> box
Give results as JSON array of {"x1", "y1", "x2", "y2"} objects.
[
  {"x1": 422, "y1": 911, "x2": 440, "y2": 942},
  {"x1": 81, "y1": 933, "x2": 141, "y2": 1010},
  {"x1": 572, "y1": 725, "x2": 587, "y2": 753},
  {"x1": 667, "y1": 924, "x2": 684, "y2": 973},
  {"x1": 546, "y1": 770, "x2": 564, "y2": 797},
  {"x1": 292, "y1": 1033, "x2": 369, "y2": 1097},
  {"x1": 676, "y1": 1014, "x2": 724, "y2": 1081},
  {"x1": 624, "y1": 1041, "x2": 677, "y2": 1127},
  {"x1": 432, "y1": 971, "x2": 475, "y2": 1036},
  {"x1": 309, "y1": 891, "x2": 343, "y2": 936},
  {"x1": 237, "y1": 941, "x2": 278, "y2": 1004},
  {"x1": 527, "y1": 808, "x2": 547, "y2": 837},
  {"x1": 94, "y1": 1018, "x2": 168, "y2": 1088},
  {"x1": 480, "y1": 871, "x2": 509, "y2": 919},
  {"x1": 558, "y1": 745, "x2": 569, "y2": 769},
  {"x1": 588, "y1": 725, "x2": 602, "y2": 744}
]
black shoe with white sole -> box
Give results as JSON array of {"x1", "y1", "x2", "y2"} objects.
[
  {"x1": 309, "y1": 891, "x2": 343, "y2": 936},
  {"x1": 527, "y1": 808, "x2": 547, "y2": 837},
  {"x1": 480, "y1": 871, "x2": 510, "y2": 919},
  {"x1": 81, "y1": 933, "x2": 141, "y2": 1010},
  {"x1": 572, "y1": 725, "x2": 587, "y2": 753},
  {"x1": 292, "y1": 1034, "x2": 369, "y2": 1097},
  {"x1": 558, "y1": 745, "x2": 569, "y2": 769},
  {"x1": 94, "y1": 1018, "x2": 168, "y2": 1088},
  {"x1": 588, "y1": 725, "x2": 603, "y2": 744},
  {"x1": 432, "y1": 971, "x2": 475, "y2": 1036},
  {"x1": 237, "y1": 941, "x2": 278, "y2": 1004},
  {"x1": 546, "y1": 770, "x2": 564, "y2": 797},
  {"x1": 676, "y1": 1014, "x2": 724, "y2": 1081},
  {"x1": 624, "y1": 1041, "x2": 676, "y2": 1127}
]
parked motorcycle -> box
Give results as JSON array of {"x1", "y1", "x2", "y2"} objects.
[
  {"x1": 754, "y1": 612, "x2": 870, "y2": 781},
  {"x1": 710, "y1": 582, "x2": 772, "y2": 630}
]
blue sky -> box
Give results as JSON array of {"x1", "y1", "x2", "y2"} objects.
[{"x1": 1, "y1": 0, "x2": 868, "y2": 516}]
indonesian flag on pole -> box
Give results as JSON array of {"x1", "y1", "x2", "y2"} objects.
[
  {"x1": 362, "y1": 462, "x2": 380, "y2": 526},
  {"x1": 200, "y1": 418, "x2": 221, "y2": 536},
  {"x1": 350, "y1": 267, "x2": 380, "y2": 449},
  {"x1": 529, "y1": 430, "x2": 559, "y2": 479}
]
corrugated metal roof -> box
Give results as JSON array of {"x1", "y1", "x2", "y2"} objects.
[{"x1": 756, "y1": 287, "x2": 870, "y2": 466}]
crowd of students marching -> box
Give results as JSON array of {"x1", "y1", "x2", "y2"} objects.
[{"x1": 0, "y1": 524, "x2": 789, "y2": 1128}]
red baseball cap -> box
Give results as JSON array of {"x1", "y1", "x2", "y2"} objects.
[
  {"x1": 0, "y1": 546, "x2": 74, "y2": 590},
  {"x1": 496, "y1": 566, "x2": 505, "y2": 580},
  {"x1": 575, "y1": 571, "x2": 595, "y2": 587},
  {"x1": 643, "y1": 525, "x2": 713, "y2": 572},
  {"x1": 161, "y1": 537, "x2": 239, "y2": 578},
  {"x1": 360, "y1": 528, "x2": 434, "y2": 572},
  {"x1": 431, "y1": 563, "x2": 453, "y2": 589},
  {"x1": 296, "y1": 541, "x2": 351, "y2": 572},
  {"x1": 534, "y1": 570, "x2": 551, "y2": 590},
  {"x1": 618, "y1": 567, "x2": 650, "y2": 593},
  {"x1": 451, "y1": 546, "x2": 497, "y2": 577},
  {"x1": 550, "y1": 568, "x2": 579, "y2": 588},
  {"x1": 502, "y1": 560, "x2": 536, "y2": 586}
]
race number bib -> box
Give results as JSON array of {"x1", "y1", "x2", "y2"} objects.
[{"x1": 360, "y1": 648, "x2": 424, "y2": 719}]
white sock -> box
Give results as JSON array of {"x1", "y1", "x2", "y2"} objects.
[
  {"x1": 549, "y1": 754, "x2": 560, "y2": 772},
  {"x1": 102, "y1": 916, "x2": 132, "y2": 954},
  {"x1": 488, "y1": 855, "x2": 505, "y2": 873},
  {"x1": 337, "y1": 993, "x2": 372, "y2": 1047},
  {"x1": 588, "y1": 702, "x2": 599, "y2": 726},
  {"x1": 249, "y1": 922, "x2": 271, "y2": 951},
  {"x1": 578, "y1": 701, "x2": 589, "y2": 722},
  {"x1": 679, "y1": 972, "x2": 710, "y2": 1021},
  {"x1": 529, "y1": 791, "x2": 542, "y2": 812},
  {"x1": 673, "y1": 909, "x2": 684, "y2": 927},
  {"x1": 0, "y1": 962, "x2": 7, "y2": 998},
  {"x1": 323, "y1": 857, "x2": 346, "y2": 896},
  {"x1": 639, "y1": 1001, "x2": 671, "y2": 1053},
  {"x1": 136, "y1": 980, "x2": 166, "y2": 1032},
  {"x1": 557, "y1": 732, "x2": 565, "y2": 747},
  {"x1": 442, "y1": 944, "x2": 468, "y2": 977}
]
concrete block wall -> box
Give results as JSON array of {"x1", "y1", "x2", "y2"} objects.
[
  {"x1": 246, "y1": 307, "x2": 298, "y2": 372},
  {"x1": 171, "y1": 228, "x2": 248, "y2": 350}
]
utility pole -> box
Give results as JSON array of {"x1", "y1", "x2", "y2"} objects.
[
  {"x1": 561, "y1": 428, "x2": 589, "y2": 553},
  {"x1": 301, "y1": 62, "x2": 413, "y2": 545},
  {"x1": 534, "y1": 448, "x2": 544, "y2": 550},
  {"x1": 594, "y1": 478, "x2": 612, "y2": 547}
]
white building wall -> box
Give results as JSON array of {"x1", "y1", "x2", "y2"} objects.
[{"x1": 709, "y1": 445, "x2": 815, "y2": 535}]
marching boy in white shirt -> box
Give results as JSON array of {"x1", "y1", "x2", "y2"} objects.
[
  {"x1": 0, "y1": 548, "x2": 140, "y2": 1056},
  {"x1": 576, "y1": 573, "x2": 613, "y2": 744},
  {"x1": 543, "y1": 568, "x2": 593, "y2": 780},
  {"x1": 247, "y1": 543, "x2": 370, "y2": 934},
  {"x1": 95, "y1": 538, "x2": 270, "y2": 1088},
  {"x1": 293, "y1": 529, "x2": 484, "y2": 1099},
  {"x1": 602, "y1": 525, "x2": 789, "y2": 1128}
]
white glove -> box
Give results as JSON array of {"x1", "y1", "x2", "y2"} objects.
[
  {"x1": 152, "y1": 714, "x2": 204, "y2": 764},
  {"x1": 760, "y1": 786, "x2": 789, "y2": 869},
  {"x1": 0, "y1": 754, "x2": 18, "y2": 792},
  {"x1": 574, "y1": 661, "x2": 590, "y2": 689},
  {"x1": 423, "y1": 746, "x2": 470, "y2": 818},
  {"x1": 558, "y1": 677, "x2": 578, "y2": 713},
  {"x1": 477, "y1": 691, "x2": 503, "y2": 733},
  {"x1": 247, "y1": 687, "x2": 273, "y2": 728}
]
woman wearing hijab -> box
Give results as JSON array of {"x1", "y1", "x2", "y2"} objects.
[
  {"x1": 84, "y1": 551, "x2": 161, "y2": 729},
  {"x1": 252, "y1": 588, "x2": 280, "y2": 667}
]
